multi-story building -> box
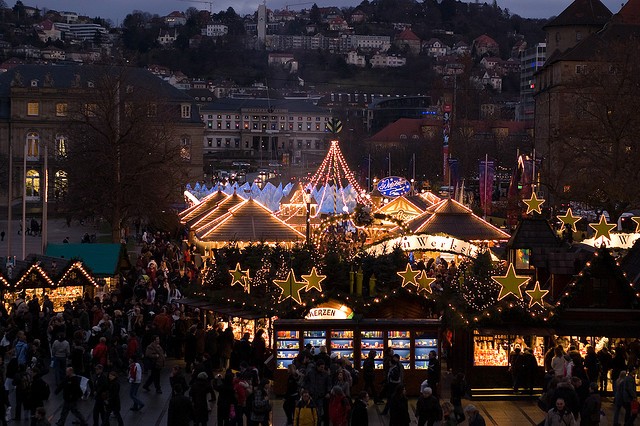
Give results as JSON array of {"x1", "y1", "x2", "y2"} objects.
[
  {"x1": 518, "y1": 43, "x2": 545, "y2": 121},
  {"x1": 202, "y1": 23, "x2": 228, "y2": 37},
  {"x1": 348, "y1": 35, "x2": 391, "y2": 52},
  {"x1": 370, "y1": 53, "x2": 407, "y2": 68},
  {"x1": 200, "y1": 98, "x2": 332, "y2": 166},
  {"x1": 0, "y1": 65, "x2": 203, "y2": 211},
  {"x1": 55, "y1": 23, "x2": 108, "y2": 42}
]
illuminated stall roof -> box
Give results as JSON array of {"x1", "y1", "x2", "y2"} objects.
[
  {"x1": 0, "y1": 254, "x2": 97, "y2": 289},
  {"x1": 197, "y1": 198, "x2": 305, "y2": 247},
  {"x1": 179, "y1": 190, "x2": 229, "y2": 226},
  {"x1": 404, "y1": 198, "x2": 511, "y2": 242},
  {"x1": 191, "y1": 192, "x2": 246, "y2": 238},
  {"x1": 376, "y1": 195, "x2": 434, "y2": 222}
]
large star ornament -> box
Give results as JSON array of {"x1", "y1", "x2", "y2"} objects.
[
  {"x1": 301, "y1": 267, "x2": 326, "y2": 292},
  {"x1": 557, "y1": 208, "x2": 581, "y2": 233},
  {"x1": 589, "y1": 215, "x2": 616, "y2": 241},
  {"x1": 229, "y1": 263, "x2": 249, "y2": 287},
  {"x1": 523, "y1": 193, "x2": 545, "y2": 215},
  {"x1": 397, "y1": 264, "x2": 420, "y2": 287},
  {"x1": 273, "y1": 269, "x2": 306, "y2": 305},
  {"x1": 416, "y1": 271, "x2": 435, "y2": 294},
  {"x1": 632, "y1": 217, "x2": 640, "y2": 233},
  {"x1": 492, "y1": 263, "x2": 531, "y2": 301},
  {"x1": 525, "y1": 281, "x2": 549, "y2": 308}
]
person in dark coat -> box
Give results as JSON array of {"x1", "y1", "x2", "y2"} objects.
[
  {"x1": 583, "y1": 346, "x2": 600, "y2": 385},
  {"x1": 596, "y1": 347, "x2": 612, "y2": 393},
  {"x1": 464, "y1": 404, "x2": 486, "y2": 426},
  {"x1": 509, "y1": 347, "x2": 523, "y2": 392},
  {"x1": 416, "y1": 387, "x2": 442, "y2": 426},
  {"x1": 426, "y1": 351, "x2": 441, "y2": 398},
  {"x1": 521, "y1": 348, "x2": 539, "y2": 395},
  {"x1": 363, "y1": 350, "x2": 381, "y2": 404},
  {"x1": 450, "y1": 373, "x2": 468, "y2": 423},
  {"x1": 350, "y1": 391, "x2": 369, "y2": 426},
  {"x1": 580, "y1": 382, "x2": 601, "y2": 426},
  {"x1": 167, "y1": 384, "x2": 194, "y2": 426},
  {"x1": 388, "y1": 385, "x2": 410, "y2": 426},
  {"x1": 30, "y1": 368, "x2": 50, "y2": 416},
  {"x1": 283, "y1": 364, "x2": 300, "y2": 426},
  {"x1": 184, "y1": 326, "x2": 197, "y2": 373},
  {"x1": 169, "y1": 366, "x2": 188, "y2": 396},
  {"x1": 105, "y1": 371, "x2": 124, "y2": 426},
  {"x1": 91, "y1": 364, "x2": 109, "y2": 426},
  {"x1": 0, "y1": 383, "x2": 9, "y2": 426},
  {"x1": 54, "y1": 367, "x2": 88, "y2": 426},
  {"x1": 190, "y1": 372, "x2": 214, "y2": 426},
  {"x1": 233, "y1": 333, "x2": 252, "y2": 370},
  {"x1": 214, "y1": 369, "x2": 236, "y2": 426}
]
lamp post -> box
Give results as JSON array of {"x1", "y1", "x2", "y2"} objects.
[{"x1": 304, "y1": 189, "x2": 311, "y2": 244}]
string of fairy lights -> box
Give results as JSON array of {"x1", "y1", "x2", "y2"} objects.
[{"x1": 188, "y1": 165, "x2": 640, "y2": 327}]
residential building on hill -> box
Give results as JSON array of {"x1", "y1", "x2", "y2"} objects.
[{"x1": 518, "y1": 42, "x2": 546, "y2": 121}]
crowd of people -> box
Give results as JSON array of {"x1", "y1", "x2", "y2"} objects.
[{"x1": 537, "y1": 342, "x2": 639, "y2": 426}]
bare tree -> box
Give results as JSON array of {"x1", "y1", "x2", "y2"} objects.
[
  {"x1": 62, "y1": 67, "x2": 189, "y2": 242},
  {"x1": 546, "y1": 35, "x2": 640, "y2": 220}
]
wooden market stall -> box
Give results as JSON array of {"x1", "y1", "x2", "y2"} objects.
[{"x1": 1, "y1": 254, "x2": 98, "y2": 312}]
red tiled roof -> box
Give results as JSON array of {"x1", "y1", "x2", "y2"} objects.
[
  {"x1": 543, "y1": 0, "x2": 612, "y2": 29},
  {"x1": 617, "y1": 0, "x2": 640, "y2": 23},
  {"x1": 473, "y1": 34, "x2": 498, "y2": 46},
  {"x1": 396, "y1": 29, "x2": 420, "y2": 41}
]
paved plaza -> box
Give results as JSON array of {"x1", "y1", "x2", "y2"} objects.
[{"x1": 16, "y1": 360, "x2": 624, "y2": 426}]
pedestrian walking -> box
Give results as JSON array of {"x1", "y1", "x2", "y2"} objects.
[
  {"x1": 544, "y1": 397, "x2": 577, "y2": 426},
  {"x1": 294, "y1": 389, "x2": 318, "y2": 426},
  {"x1": 416, "y1": 387, "x2": 442, "y2": 426},
  {"x1": 328, "y1": 385, "x2": 351, "y2": 426},
  {"x1": 190, "y1": 372, "x2": 214, "y2": 426},
  {"x1": 464, "y1": 404, "x2": 486, "y2": 426},
  {"x1": 128, "y1": 356, "x2": 145, "y2": 411},
  {"x1": 51, "y1": 334, "x2": 70, "y2": 386},
  {"x1": 32, "y1": 407, "x2": 50, "y2": 426},
  {"x1": 363, "y1": 350, "x2": 382, "y2": 404},
  {"x1": 90, "y1": 364, "x2": 109, "y2": 426},
  {"x1": 388, "y1": 385, "x2": 410, "y2": 426},
  {"x1": 143, "y1": 336, "x2": 165, "y2": 394},
  {"x1": 54, "y1": 367, "x2": 88, "y2": 426},
  {"x1": 167, "y1": 384, "x2": 194, "y2": 426},
  {"x1": 104, "y1": 371, "x2": 124, "y2": 426}
]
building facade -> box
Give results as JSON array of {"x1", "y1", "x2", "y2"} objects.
[
  {"x1": 200, "y1": 98, "x2": 332, "y2": 166},
  {"x1": 518, "y1": 43, "x2": 546, "y2": 121},
  {"x1": 0, "y1": 65, "x2": 203, "y2": 211}
]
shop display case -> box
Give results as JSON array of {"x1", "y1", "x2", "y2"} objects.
[
  {"x1": 330, "y1": 330, "x2": 354, "y2": 362},
  {"x1": 388, "y1": 330, "x2": 411, "y2": 368},
  {"x1": 473, "y1": 334, "x2": 545, "y2": 367},
  {"x1": 276, "y1": 330, "x2": 300, "y2": 369},
  {"x1": 360, "y1": 330, "x2": 384, "y2": 369},
  {"x1": 414, "y1": 332, "x2": 438, "y2": 369},
  {"x1": 303, "y1": 330, "x2": 326, "y2": 350}
]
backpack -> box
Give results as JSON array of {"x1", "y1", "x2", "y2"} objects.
[
  {"x1": 252, "y1": 393, "x2": 270, "y2": 415},
  {"x1": 129, "y1": 363, "x2": 138, "y2": 382}
]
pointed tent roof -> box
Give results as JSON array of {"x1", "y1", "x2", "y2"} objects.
[
  {"x1": 543, "y1": 0, "x2": 612, "y2": 29},
  {"x1": 179, "y1": 190, "x2": 229, "y2": 225},
  {"x1": 197, "y1": 198, "x2": 305, "y2": 246},
  {"x1": 279, "y1": 182, "x2": 317, "y2": 206},
  {"x1": 376, "y1": 195, "x2": 431, "y2": 220},
  {"x1": 404, "y1": 198, "x2": 511, "y2": 241},
  {"x1": 507, "y1": 218, "x2": 562, "y2": 249},
  {"x1": 191, "y1": 192, "x2": 246, "y2": 237}
]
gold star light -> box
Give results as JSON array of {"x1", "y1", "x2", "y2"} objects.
[
  {"x1": 302, "y1": 267, "x2": 326, "y2": 292},
  {"x1": 632, "y1": 217, "x2": 640, "y2": 233},
  {"x1": 589, "y1": 215, "x2": 616, "y2": 241},
  {"x1": 557, "y1": 208, "x2": 581, "y2": 233},
  {"x1": 273, "y1": 269, "x2": 307, "y2": 305},
  {"x1": 525, "y1": 281, "x2": 549, "y2": 308},
  {"x1": 523, "y1": 193, "x2": 545, "y2": 214},
  {"x1": 492, "y1": 263, "x2": 531, "y2": 301},
  {"x1": 397, "y1": 264, "x2": 420, "y2": 288},
  {"x1": 229, "y1": 263, "x2": 248, "y2": 287},
  {"x1": 416, "y1": 271, "x2": 435, "y2": 294}
]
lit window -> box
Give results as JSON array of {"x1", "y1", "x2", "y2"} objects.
[
  {"x1": 26, "y1": 132, "x2": 39, "y2": 160},
  {"x1": 84, "y1": 103, "x2": 97, "y2": 117},
  {"x1": 56, "y1": 103, "x2": 68, "y2": 117},
  {"x1": 26, "y1": 169, "x2": 40, "y2": 198},
  {"x1": 54, "y1": 170, "x2": 67, "y2": 200},
  {"x1": 181, "y1": 104, "x2": 191, "y2": 119},
  {"x1": 180, "y1": 137, "x2": 191, "y2": 161},
  {"x1": 55, "y1": 135, "x2": 67, "y2": 159},
  {"x1": 27, "y1": 102, "x2": 39, "y2": 116}
]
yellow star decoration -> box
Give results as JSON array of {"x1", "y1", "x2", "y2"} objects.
[
  {"x1": 632, "y1": 217, "x2": 640, "y2": 233},
  {"x1": 492, "y1": 263, "x2": 531, "y2": 301},
  {"x1": 557, "y1": 208, "x2": 581, "y2": 233},
  {"x1": 397, "y1": 264, "x2": 420, "y2": 288},
  {"x1": 301, "y1": 267, "x2": 326, "y2": 292},
  {"x1": 416, "y1": 271, "x2": 435, "y2": 294},
  {"x1": 523, "y1": 193, "x2": 545, "y2": 215},
  {"x1": 273, "y1": 269, "x2": 306, "y2": 305},
  {"x1": 589, "y1": 215, "x2": 617, "y2": 241},
  {"x1": 525, "y1": 281, "x2": 549, "y2": 308},
  {"x1": 229, "y1": 263, "x2": 248, "y2": 287}
]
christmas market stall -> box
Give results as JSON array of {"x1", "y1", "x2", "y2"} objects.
[
  {"x1": 45, "y1": 243, "x2": 131, "y2": 295},
  {"x1": 1, "y1": 254, "x2": 98, "y2": 312}
]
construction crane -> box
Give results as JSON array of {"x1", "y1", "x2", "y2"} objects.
[
  {"x1": 177, "y1": 0, "x2": 213, "y2": 13},
  {"x1": 285, "y1": 2, "x2": 314, "y2": 11}
]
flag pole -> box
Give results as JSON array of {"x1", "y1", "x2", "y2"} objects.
[{"x1": 483, "y1": 153, "x2": 488, "y2": 220}]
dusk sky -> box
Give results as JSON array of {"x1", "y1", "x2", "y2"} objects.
[{"x1": 32, "y1": 0, "x2": 627, "y2": 25}]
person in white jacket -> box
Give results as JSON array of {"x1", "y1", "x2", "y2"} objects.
[{"x1": 128, "y1": 356, "x2": 145, "y2": 411}]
